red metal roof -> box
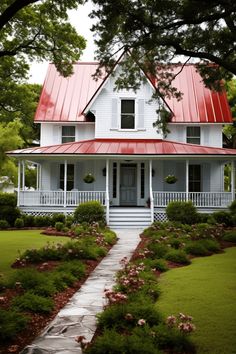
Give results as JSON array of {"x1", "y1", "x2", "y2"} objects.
[
  {"x1": 164, "y1": 65, "x2": 232, "y2": 123},
  {"x1": 34, "y1": 63, "x2": 105, "y2": 122},
  {"x1": 35, "y1": 62, "x2": 232, "y2": 124},
  {"x1": 8, "y1": 139, "x2": 236, "y2": 156}
]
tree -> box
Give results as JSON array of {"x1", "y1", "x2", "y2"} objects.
[
  {"x1": 224, "y1": 78, "x2": 236, "y2": 148},
  {"x1": 0, "y1": 0, "x2": 86, "y2": 97},
  {"x1": 0, "y1": 120, "x2": 23, "y2": 185},
  {"x1": 0, "y1": 83, "x2": 42, "y2": 145},
  {"x1": 91, "y1": 0, "x2": 236, "y2": 94}
]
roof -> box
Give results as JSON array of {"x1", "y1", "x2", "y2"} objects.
[
  {"x1": 8, "y1": 139, "x2": 236, "y2": 157},
  {"x1": 34, "y1": 61, "x2": 232, "y2": 124}
]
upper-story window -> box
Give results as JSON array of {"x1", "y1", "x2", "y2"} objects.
[
  {"x1": 186, "y1": 127, "x2": 201, "y2": 144},
  {"x1": 62, "y1": 126, "x2": 75, "y2": 143},
  {"x1": 121, "y1": 99, "x2": 135, "y2": 129}
]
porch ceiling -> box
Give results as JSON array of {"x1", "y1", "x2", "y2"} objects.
[{"x1": 8, "y1": 138, "x2": 236, "y2": 158}]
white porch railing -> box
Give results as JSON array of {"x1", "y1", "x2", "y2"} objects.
[
  {"x1": 153, "y1": 191, "x2": 232, "y2": 208},
  {"x1": 19, "y1": 190, "x2": 106, "y2": 207}
]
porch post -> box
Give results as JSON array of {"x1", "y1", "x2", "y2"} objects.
[
  {"x1": 106, "y1": 159, "x2": 110, "y2": 224},
  {"x1": 64, "y1": 160, "x2": 67, "y2": 208},
  {"x1": 22, "y1": 160, "x2": 25, "y2": 190},
  {"x1": 231, "y1": 160, "x2": 235, "y2": 202},
  {"x1": 39, "y1": 164, "x2": 42, "y2": 190},
  {"x1": 149, "y1": 160, "x2": 154, "y2": 223},
  {"x1": 17, "y1": 160, "x2": 21, "y2": 207},
  {"x1": 186, "y1": 160, "x2": 189, "y2": 201},
  {"x1": 36, "y1": 164, "x2": 39, "y2": 190}
]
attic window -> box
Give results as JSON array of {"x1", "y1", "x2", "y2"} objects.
[
  {"x1": 86, "y1": 111, "x2": 96, "y2": 122},
  {"x1": 62, "y1": 126, "x2": 75, "y2": 143},
  {"x1": 186, "y1": 127, "x2": 201, "y2": 145},
  {"x1": 121, "y1": 99, "x2": 135, "y2": 129}
]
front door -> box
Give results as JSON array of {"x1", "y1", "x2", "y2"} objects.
[{"x1": 120, "y1": 164, "x2": 137, "y2": 206}]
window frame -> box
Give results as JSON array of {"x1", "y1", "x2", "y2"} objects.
[
  {"x1": 120, "y1": 98, "x2": 136, "y2": 130},
  {"x1": 186, "y1": 126, "x2": 201, "y2": 145},
  {"x1": 61, "y1": 126, "x2": 76, "y2": 143}
]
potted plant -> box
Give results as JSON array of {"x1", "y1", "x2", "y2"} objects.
[
  {"x1": 146, "y1": 197, "x2": 151, "y2": 208},
  {"x1": 164, "y1": 175, "x2": 178, "y2": 184},
  {"x1": 83, "y1": 173, "x2": 95, "y2": 184}
]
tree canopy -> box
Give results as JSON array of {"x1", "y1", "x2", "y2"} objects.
[{"x1": 91, "y1": 0, "x2": 236, "y2": 94}]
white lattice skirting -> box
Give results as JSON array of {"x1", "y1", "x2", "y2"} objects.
[{"x1": 154, "y1": 211, "x2": 168, "y2": 222}]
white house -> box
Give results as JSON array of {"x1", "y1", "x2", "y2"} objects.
[{"x1": 8, "y1": 58, "x2": 236, "y2": 227}]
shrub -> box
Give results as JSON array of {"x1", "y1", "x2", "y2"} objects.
[
  {"x1": 65, "y1": 215, "x2": 74, "y2": 228},
  {"x1": 56, "y1": 260, "x2": 85, "y2": 278},
  {"x1": 98, "y1": 302, "x2": 163, "y2": 331},
  {"x1": 197, "y1": 213, "x2": 210, "y2": 223},
  {"x1": 22, "y1": 214, "x2": 35, "y2": 227},
  {"x1": 74, "y1": 201, "x2": 105, "y2": 224},
  {"x1": 0, "y1": 219, "x2": 9, "y2": 229},
  {"x1": 169, "y1": 238, "x2": 182, "y2": 249},
  {"x1": 229, "y1": 199, "x2": 236, "y2": 215},
  {"x1": 222, "y1": 230, "x2": 236, "y2": 243},
  {"x1": 12, "y1": 292, "x2": 54, "y2": 314},
  {"x1": 104, "y1": 230, "x2": 117, "y2": 245},
  {"x1": 34, "y1": 216, "x2": 48, "y2": 227},
  {"x1": 14, "y1": 217, "x2": 24, "y2": 228},
  {"x1": 0, "y1": 309, "x2": 28, "y2": 342},
  {"x1": 165, "y1": 249, "x2": 190, "y2": 265},
  {"x1": 52, "y1": 213, "x2": 66, "y2": 225},
  {"x1": 212, "y1": 211, "x2": 233, "y2": 226},
  {"x1": 0, "y1": 192, "x2": 21, "y2": 226},
  {"x1": 143, "y1": 258, "x2": 169, "y2": 272},
  {"x1": 185, "y1": 241, "x2": 210, "y2": 256},
  {"x1": 55, "y1": 221, "x2": 64, "y2": 231},
  {"x1": 147, "y1": 243, "x2": 169, "y2": 259},
  {"x1": 166, "y1": 201, "x2": 199, "y2": 225}
]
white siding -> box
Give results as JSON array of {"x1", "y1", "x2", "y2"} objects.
[
  {"x1": 167, "y1": 124, "x2": 223, "y2": 147},
  {"x1": 90, "y1": 74, "x2": 163, "y2": 139}
]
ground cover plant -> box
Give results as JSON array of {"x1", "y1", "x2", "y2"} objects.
[{"x1": 0, "y1": 224, "x2": 116, "y2": 354}]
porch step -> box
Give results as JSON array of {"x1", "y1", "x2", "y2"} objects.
[{"x1": 109, "y1": 207, "x2": 152, "y2": 229}]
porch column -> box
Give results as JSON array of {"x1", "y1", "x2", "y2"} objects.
[
  {"x1": 231, "y1": 160, "x2": 235, "y2": 202},
  {"x1": 17, "y1": 160, "x2": 21, "y2": 207},
  {"x1": 106, "y1": 159, "x2": 110, "y2": 224},
  {"x1": 186, "y1": 160, "x2": 189, "y2": 201},
  {"x1": 64, "y1": 160, "x2": 67, "y2": 208},
  {"x1": 22, "y1": 160, "x2": 25, "y2": 190},
  {"x1": 36, "y1": 164, "x2": 39, "y2": 190},
  {"x1": 149, "y1": 160, "x2": 154, "y2": 223}
]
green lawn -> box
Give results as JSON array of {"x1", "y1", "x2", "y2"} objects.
[
  {"x1": 0, "y1": 230, "x2": 69, "y2": 277},
  {"x1": 156, "y1": 247, "x2": 236, "y2": 354}
]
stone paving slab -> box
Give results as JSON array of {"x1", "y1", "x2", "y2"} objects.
[{"x1": 21, "y1": 229, "x2": 141, "y2": 354}]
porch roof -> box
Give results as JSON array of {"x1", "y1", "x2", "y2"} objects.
[{"x1": 8, "y1": 139, "x2": 236, "y2": 158}]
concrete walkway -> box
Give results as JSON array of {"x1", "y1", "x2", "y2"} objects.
[{"x1": 21, "y1": 229, "x2": 141, "y2": 354}]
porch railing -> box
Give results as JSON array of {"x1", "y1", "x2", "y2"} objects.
[
  {"x1": 153, "y1": 191, "x2": 232, "y2": 208},
  {"x1": 19, "y1": 190, "x2": 106, "y2": 207}
]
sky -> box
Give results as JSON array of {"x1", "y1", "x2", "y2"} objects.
[{"x1": 29, "y1": 1, "x2": 96, "y2": 84}]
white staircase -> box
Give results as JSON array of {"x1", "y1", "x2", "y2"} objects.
[{"x1": 109, "y1": 207, "x2": 152, "y2": 229}]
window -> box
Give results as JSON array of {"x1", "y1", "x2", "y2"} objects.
[
  {"x1": 121, "y1": 99, "x2": 135, "y2": 129},
  {"x1": 62, "y1": 126, "x2": 75, "y2": 143},
  {"x1": 60, "y1": 164, "x2": 74, "y2": 190},
  {"x1": 186, "y1": 127, "x2": 201, "y2": 144},
  {"x1": 189, "y1": 165, "x2": 201, "y2": 192}
]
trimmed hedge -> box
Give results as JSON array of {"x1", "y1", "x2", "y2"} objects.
[
  {"x1": 74, "y1": 201, "x2": 105, "y2": 224},
  {"x1": 166, "y1": 201, "x2": 199, "y2": 225}
]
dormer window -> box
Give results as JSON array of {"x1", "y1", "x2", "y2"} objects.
[
  {"x1": 62, "y1": 126, "x2": 75, "y2": 143},
  {"x1": 186, "y1": 127, "x2": 201, "y2": 145},
  {"x1": 121, "y1": 99, "x2": 135, "y2": 129}
]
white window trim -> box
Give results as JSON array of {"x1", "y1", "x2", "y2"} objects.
[{"x1": 119, "y1": 98, "x2": 136, "y2": 130}]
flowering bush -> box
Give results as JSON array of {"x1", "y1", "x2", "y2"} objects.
[{"x1": 166, "y1": 313, "x2": 196, "y2": 334}]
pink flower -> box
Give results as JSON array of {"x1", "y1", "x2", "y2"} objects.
[{"x1": 137, "y1": 319, "x2": 146, "y2": 326}]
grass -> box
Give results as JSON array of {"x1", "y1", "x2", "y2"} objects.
[
  {"x1": 156, "y1": 247, "x2": 236, "y2": 354},
  {"x1": 0, "y1": 230, "x2": 69, "y2": 277}
]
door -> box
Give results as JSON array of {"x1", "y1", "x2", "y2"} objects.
[{"x1": 120, "y1": 164, "x2": 137, "y2": 205}]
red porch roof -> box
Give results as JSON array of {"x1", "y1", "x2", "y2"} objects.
[
  {"x1": 34, "y1": 62, "x2": 232, "y2": 124},
  {"x1": 8, "y1": 139, "x2": 236, "y2": 157}
]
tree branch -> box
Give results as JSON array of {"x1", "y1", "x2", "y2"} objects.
[{"x1": 0, "y1": 0, "x2": 39, "y2": 31}]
